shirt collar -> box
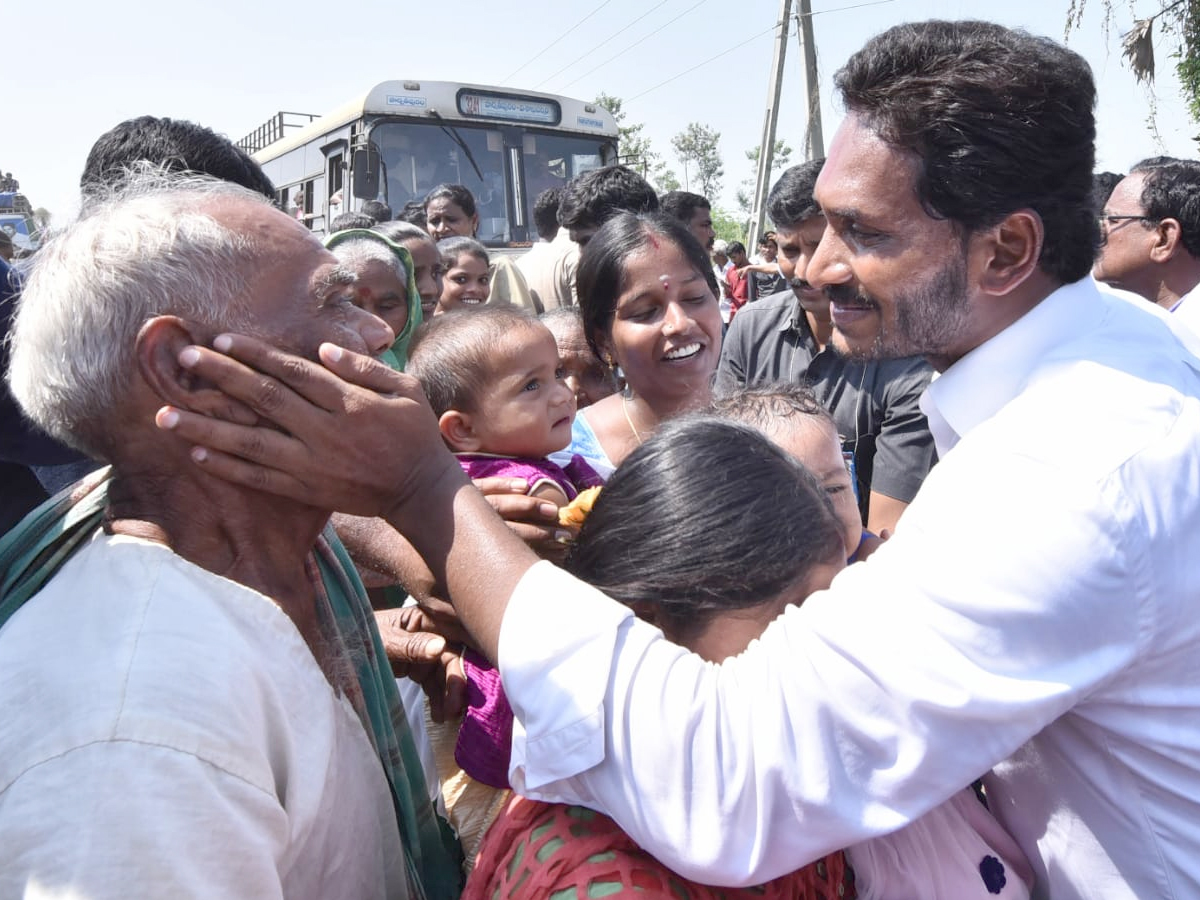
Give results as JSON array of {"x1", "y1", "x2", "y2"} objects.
[{"x1": 920, "y1": 279, "x2": 1104, "y2": 456}]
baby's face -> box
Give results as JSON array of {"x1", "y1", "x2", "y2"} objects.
[
  {"x1": 469, "y1": 326, "x2": 577, "y2": 458},
  {"x1": 767, "y1": 417, "x2": 862, "y2": 559}
]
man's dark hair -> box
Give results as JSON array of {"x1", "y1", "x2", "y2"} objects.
[
  {"x1": 1091, "y1": 172, "x2": 1124, "y2": 215},
  {"x1": 558, "y1": 166, "x2": 658, "y2": 233},
  {"x1": 399, "y1": 200, "x2": 427, "y2": 228},
  {"x1": 532, "y1": 188, "x2": 563, "y2": 241},
  {"x1": 835, "y1": 20, "x2": 1098, "y2": 283},
  {"x1": 361, "y1": 200, "x2": 393, "y2": 224},
  {"x1": 659, "y1": 191, "x2": 710, "y2": 225},
  {"x1": 407, "y1": 306, "x2": 543, "y2": 416},
  {"x1": 767, "y1": 159, "x2": 825, "y2": 228},
  {"x1": 80, "y1": 116, "x2": 275, "y2": 202},
  {"x1": 565, "y1": 416, "x2": 843, "y2": 644},
  {"x1": 330, "y1": 212, "x2": 376, "y2": 232},
  {"x1": 575, "y1": 212, "x2": 718, "y2": 362},
  {"x1": 1131, "y1": 158, "x2": 1200, "y2": 258},
  {"x1": 726, "y1": 241, "x2": 746, "y2": 257}
]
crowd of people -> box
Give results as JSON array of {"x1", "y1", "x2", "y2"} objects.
[{"x1": 3, "y1": 16, "x2": 1200, "y2": 900}]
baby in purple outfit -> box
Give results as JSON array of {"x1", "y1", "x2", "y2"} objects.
[{"x1": 406, "y1": 306, "x2": 602, "y2": 790}]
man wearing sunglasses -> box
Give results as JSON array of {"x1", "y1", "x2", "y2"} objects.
[{"x1": 1094, "y1": 157, "x2": 1200, "y2": 336}]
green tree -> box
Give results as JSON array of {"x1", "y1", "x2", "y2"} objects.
[
  {"x1": 671, "y1": 123, "x2": 724, "y2": 200},
  {"x1": 1067, "y1": 0, "x2": 1200, "y2": 122},
  {"x1": 32, "y1": 207, "x2": 51, "y2": 234},
  {"x1": 736, "y1": 140, "x2": 794, "y2": 220},
  {"x1": 711, "y1": 206, "x2": 746, "y2": 244},
  {"x1": 595, "y1": 92, "x2": 681, "y2": 193}
]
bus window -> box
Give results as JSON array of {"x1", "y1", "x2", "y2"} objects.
[{"x1": 372, "y1": 121, "x2": 504, "y2": 226}]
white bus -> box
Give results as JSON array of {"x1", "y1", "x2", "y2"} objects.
[{"x1": 238, "y1": 81, "x2": 619, "y2": 247}]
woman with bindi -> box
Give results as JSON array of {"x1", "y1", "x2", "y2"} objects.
[{"x1": 552, "y1": 211, "x2": 723, "y2": 479}]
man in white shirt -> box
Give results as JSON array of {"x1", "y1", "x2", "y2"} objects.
[
  {"x1": 161, "y1": 20, "x2": 1200, "y2": 900},
  {"x1": 1094, "y1": 157, "x2": 1200, "y2": 336},
  {"x1": 1, "y1": 171, "x2": 462, "y2": 899},
  {"x1": 515, "y1": 187, "x2": 575, "y2": 311}
]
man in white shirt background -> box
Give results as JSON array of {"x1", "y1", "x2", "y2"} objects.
[
  {"x1": 1093, "y1": 157, "x2": 1200, "y2": 335},
  {"x1": 166, "y1": 19, "x2": 1200, "y2": 900}
]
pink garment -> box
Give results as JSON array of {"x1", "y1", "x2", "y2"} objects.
[
  {"x1": 846, "y1": 787, "x2": 1034, "y2": 899},
  {"x1": 456, "y1": 453, "x2": 602, "y2": 501},
  {"x1": 453, "y1": 452, "x2": 601, "y2": 788}
]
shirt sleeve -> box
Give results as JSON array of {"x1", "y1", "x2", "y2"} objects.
[
  {"x1": 867, "y1": 358, "x2": 937, "y2": 503},
  {"x1": 498, "y1": 444, "x2": 1151, "y2": 887},
  {"x1": 714, "y1": 315, "x2": 750, "y2": 395},
  {"x1": 0, "y1": 740, "x2": 288, "y2": 899}
]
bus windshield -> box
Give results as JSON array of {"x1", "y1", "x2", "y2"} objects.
[{"x1": 371, "y1": 120, "x2": 610, "y2": 244}]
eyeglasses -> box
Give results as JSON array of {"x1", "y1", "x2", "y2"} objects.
[{"x1": 1098, "y1": 214, "x2": 1157, "y2": 228}]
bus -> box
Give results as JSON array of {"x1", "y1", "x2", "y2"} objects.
[
  {"x1": 237, "y1": 81, "x2": 620, "y2": 248},
  {"x1": 0, "y1": 192, "x2": 39, "y2": 254}
]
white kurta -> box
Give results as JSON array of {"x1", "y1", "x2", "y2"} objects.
[
  {"x1": 0, "y1": 532, "x2": 411, "y2": 900},
  {"x1": 498, "y1": 278, "x2": 1200, "y2": 900}
]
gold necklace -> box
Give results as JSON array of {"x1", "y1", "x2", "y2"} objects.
[{"x1": 622, "y1": 393, "x2": 645, "y2": 446}]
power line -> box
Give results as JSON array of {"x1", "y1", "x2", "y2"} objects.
[
  {"x1": 625, "y1": 0, "x2": 896, "y2": 104},
  {"x1": 799, "y1": 0, "x2": 893, "y2": 18},
  {"x1": 560, "y1": 0, "x2": 711, "y2": 91},
  {"x1": 534, "y1": 0, "x2": 674, "y2": 90},
  {"x1": 503, "y1": 0, "x2": 619, "y2": 84},
  {"x1": 626, "y1": 24, "x2": 777, "y2": 101}
]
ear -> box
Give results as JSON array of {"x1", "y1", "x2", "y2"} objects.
[
  {"x1": 595, "y1": 334, "x2": 618, "y2": 372},
  {"x1": 135, "y1": 316, "x2": 227, "y2": 412},
  {"x1": 469, "y1": 213, "x2": 481, "y2": 236},
  {"x1": 1150, "y1": 218, "x2": 1184, "y2": 263},
  {"x1": 438, "y1": 409, "x2": 480, "y2": 452},
  {"x1": 974, "y1": 210, "x2": 1042, "y2": 297}
]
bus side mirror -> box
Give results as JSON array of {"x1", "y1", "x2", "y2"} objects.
[{"x1": 351, "y1": 147, "x2": 381, "y2": 199}]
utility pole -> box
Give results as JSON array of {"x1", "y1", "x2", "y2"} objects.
[
  {"x1": 747, "y1": 0, "x2": 792, "y2": 250},
  {"x1": 796, "y1": 0, "x2": 824, "y2": 159}
]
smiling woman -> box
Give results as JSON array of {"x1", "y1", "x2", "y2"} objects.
[{"x1": 551, "y1": 212, "x2": 723, "y2": 479}]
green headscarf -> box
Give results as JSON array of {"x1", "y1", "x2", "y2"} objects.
[{"x1": 324, "y1": 228, "x2": 423, "y2": 371}]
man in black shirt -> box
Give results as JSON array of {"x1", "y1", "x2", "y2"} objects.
[{"x1": 715, "y1": 159, "x2": 935, "y2": 535}]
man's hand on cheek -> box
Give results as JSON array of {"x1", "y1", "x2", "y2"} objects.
[{"x1": 154, "y1": 334, "x2": 466, "y2": 518}]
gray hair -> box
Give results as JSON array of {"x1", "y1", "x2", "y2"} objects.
[
  {"x1": 328, "y1": 235, "x2": 408, "y2": 282},
  {"x1": 7, "y1": 167, "x2": 271, "y2": 458}
]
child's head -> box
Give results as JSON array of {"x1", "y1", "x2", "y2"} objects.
[
  {"x1": 435, "y1": 236, "x2": 490, "y2": 313},
  {"x1": 407, "y1": 306, "x2": 576, "y2": 458},
  {"x1": 712, "y1": 384, "x2": 863, "y2": 559},
  {"x1": 565, "y1": 417, "x2": 845, "y2": 662},
  {"x1": 372, "y1": 221, "x2": 443, "y2": 320}
]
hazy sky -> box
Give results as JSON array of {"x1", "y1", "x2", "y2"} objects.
[{"x1": 6, "y1": 0, "x2": 1195, "y2": 222}]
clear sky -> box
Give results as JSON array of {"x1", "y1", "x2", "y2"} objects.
[{"x1": 5, "y1": 0, "x2": 1195, "y2": 223}]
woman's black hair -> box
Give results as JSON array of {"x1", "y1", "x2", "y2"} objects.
[
  {"x1": 574, "y1": 211, "x2": 720, "y2": 362},
  {"x1": 436, "y1": 235, "x2": 489, "y2": 267},
  {"x1": 564, "y1": 416, "x2": 844, "y2": 643},
  {"x1": 423, "y1": 183, "x2": 478, "y2": 218}
]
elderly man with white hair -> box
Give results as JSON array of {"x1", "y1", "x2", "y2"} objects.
[{"x1": 0, "y1": 171, "x2": 462, "y2": 899}]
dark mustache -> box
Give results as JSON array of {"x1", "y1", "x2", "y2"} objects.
[{"x1": 825, "y1": 284, "x2": 875, "y2": 306}]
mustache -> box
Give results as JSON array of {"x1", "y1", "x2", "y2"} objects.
[{"x1": 825, "y1": 283, "x2": 877, "y2": 306}]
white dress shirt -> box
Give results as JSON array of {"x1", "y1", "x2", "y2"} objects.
[
  {"x1": 0, "y1": 532, "x2": 411, "y2": 900},
  {"x1": 498, "y1": 278, "x2": 1200, "y2": 900},
  {"x1": 1171, "y1": 282, "x2": 1200, "y2": 338}
]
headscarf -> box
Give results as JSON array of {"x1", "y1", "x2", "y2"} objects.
[{"x1": 324, "y1": 228, "x2": 423, "y2": 370}]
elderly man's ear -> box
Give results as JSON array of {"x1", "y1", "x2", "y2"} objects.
[{"x1": 136, "y1": 317, "x2": 259, "y2": 424}]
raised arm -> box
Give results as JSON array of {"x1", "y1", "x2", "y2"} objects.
[{"x1": 159, "y1": 336, "x2": 1150, "y2": 886}]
